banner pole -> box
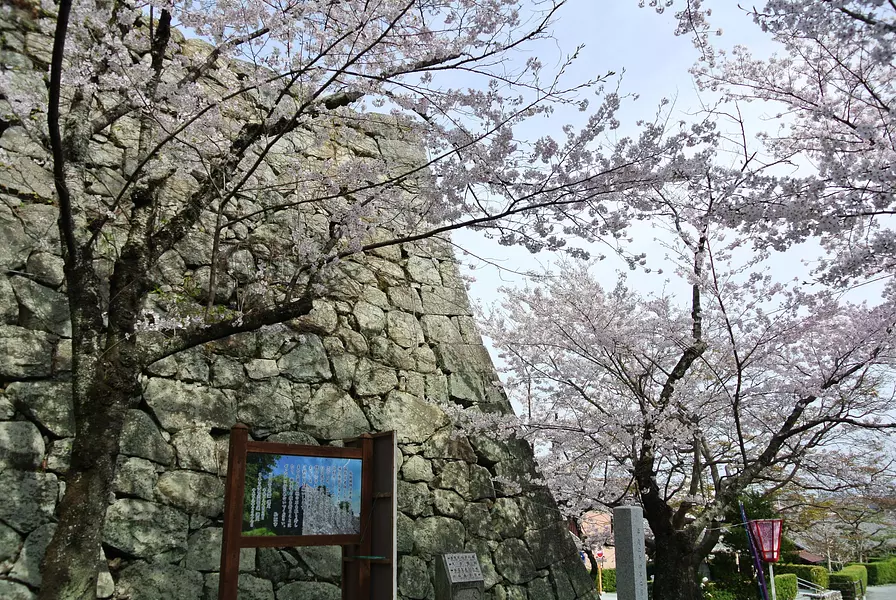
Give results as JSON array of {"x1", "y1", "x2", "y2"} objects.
[{"x1": 739, "y1": 502, "x2": 769, "y2": 600}]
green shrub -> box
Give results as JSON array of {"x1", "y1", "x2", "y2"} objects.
[
  {"x1": 773, "y1": 574, "x2": 797, "y2": 600},
  {"x1": 600, "y1": 567, "x2": 616, "y2": 593},
  {"x1": 830, "y1": 565, "x2": 868, "y2": 600},
  {"x1": 855, "y1": 560, "x2": 896, "y2": 585},
  {"x1": 703, "y1": 583, "x2": 744, "y2": 600},
  {"x1": 773, "y1": 564, "x2": 829, "y2": 589}
]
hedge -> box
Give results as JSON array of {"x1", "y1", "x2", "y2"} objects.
[
  {"x1": 830, "y1": 565, "x2": 868, "y2": 600},
  {"x1": 599, "y1": 567, "x2": 617, "y2": 593},
  {"x1": 704, "y1": 583, "x2": 741, "y2": 600},
  {"x1": 853, "y1": 560, "x2": 896, "y2": 585},
  {"x1": 773, "y1": 564, "x2": 829, "y2": 589},
  {"x1": 774, "y1": 574, "x2": 798, "y2": 600}
]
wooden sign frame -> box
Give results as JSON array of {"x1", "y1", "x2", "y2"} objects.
[{"x1": 218, "y1": 424, "x2": 395, "y2": 600}]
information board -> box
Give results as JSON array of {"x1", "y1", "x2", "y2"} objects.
[
  {"x1": 218, "y1": 424, "x2": 396, "y2": 600},
  {"x1": 242, "y1": 452, "x2": 362, "y2": 537}
]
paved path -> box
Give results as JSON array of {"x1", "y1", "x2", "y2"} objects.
[
  {"x1": 867, "y1": 585, "x2": 896, "y2": 600},
  {"x1": 600, "y1": 585, "x2": 896, "y2": 600}
]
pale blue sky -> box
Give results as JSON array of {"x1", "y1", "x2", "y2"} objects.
[{"x1": 458, "y1": 0, "x2": 789, "y2": 308}]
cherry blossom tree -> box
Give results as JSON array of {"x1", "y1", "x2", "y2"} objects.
[
  {"x1": 482, "y1": 187, "x2": 896, "y2": 600},
  {"x1": 796, "y1": 488, "x2": 896, "y2": 564},
  {"x1": 654, "y1": 0, "x2": 896, "y2": 286},
  {"x1": 0, "y1": 0, "x2": 714, "y2": 596}
]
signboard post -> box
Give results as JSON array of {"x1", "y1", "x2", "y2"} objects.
[{"x1": 218, "y1": 425, "x2": 395, "y2": 600}]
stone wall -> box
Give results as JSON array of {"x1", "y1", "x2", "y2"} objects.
[{"x1": 0, "y1": 6, "x2": 597, "y2": 600}]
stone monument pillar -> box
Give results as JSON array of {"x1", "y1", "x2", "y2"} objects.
[{"x1": 613, "y1": 506, "x2": 648, "y2": 600}]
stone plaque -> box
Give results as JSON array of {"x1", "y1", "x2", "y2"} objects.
[
  {"x1": 436, "y1": 553, "x2": 484, "y2": 600},
  {"x1": 444, "y1": 553, "x2": 483, "y2": 583}
]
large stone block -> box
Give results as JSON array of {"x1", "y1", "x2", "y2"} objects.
[
  {"x1": 0, "y1": 520, "x2": 22, "y2": 565},
  {"x1": 369, "y1": 336, "x2": 416, "y2": 370},
  {"x1": 171, "y1": 428, "x2": 224, "y2": 474},
  {"x1": 396, "y1": 512, "x2": 415, "y2": 554},
  {"x1": 120, "y1": 409, "x2": 175, "y2": 465},
  {"x1": 397, "y1": 480, "x2": 432, "y2": 517},
  {"x1": 103, "y1": 498, "x2": 189, "y2": 560},
  {"x1": 353, "y1": 359, "x2": 398, "y2": 396},
  {"x1": 237, "y1": 378, "x2": 296, "y2": 432},
  {"x1": 462, "y1": 503, "x2": 498, "y2": 541},
  {"x1": 8, "y1": 523, "x2": 54, "y2": 587},
  {"x1": 401, "y1": 454, "x2": 434, "y2": 482},
  {"x1": 470, "y1": 464, "x2": 496, "y2": 500},
  {"x1": 386, "y1": 310, "x2": 424, "y2": 348},
  {"x1": 0, "y1": 325, "x2": 53, "y2": 378},
  {"x1": 0, "y1": 205, "x2": 31, "y2": 272},
  {"x1": 352, "y1": 301, "x2": 385, "y2": 336},
  {"x1": 405, "y1": 256, "x2": 442, "y2": 286},
  {"x1": 0, "y1": 394, "x2": 14, "y2": 420},
  {"x1": 0, "y1": 275, "x2": 18, "y2": 323},
  {"x1": 156, "y1": 470, "x2": 225, "y2": 517},
  {"x1": 0, "y1": 580, "x2": 35, "y2": 600},
  {"x1": 25, "y1": 252, "x2": 64, "y2": 288},
  {"x1": 524, "y1": 523, "x2": 574, "y2": 570},
  {"x1": 115, "y1": 561, "x2": 204, "y2": 599},
  {"x1": 276, "y1": 581, "x2": 341, "y2": 600},
  {"x1": 144, "y1": 379, "x2": 236, "y2": 432},
  {"x1": 432, "y1": 461, "x2": 470, "y2": 499},
  {"x1": 433, "y1": 343, "x2": 495, "y2": 373},
  {"x1": 366, "y1": 390, "x2": 449, "y2": 444},
  {"x1": 420, "y1": 314, "x2": 463, "y2": 343},
  {"x1": 5, "y1": 380, "x2": 74, "y2": 437},
  {"x1": 420, "y1": 286, "x2": 470, "y2": 316},
  {"x1": 0, "y1": 156, "x2": 54, "y2": 201},
  {"x1": 0, "y1": 471, "x2": 57, "y2": 533},
  {"x1": 277, "y1": 334, "x2": 332, "y2": 383},
  {"x1": 46, "y1": 437, "x2": 72, "y2": 472},
  {"x1": 448, "y1": 371, "x2": 487, "y2": 404},
  {"x1": 10, "y1": 276, "x2": 70, "y2": 337},
  {"x1": 399, "y1": 555, "x2": 433, "y2": 599},
  {"x1": 113, "y1": 456, "x2": 159, "y2": 501},
  {"x1": 0, "y1": 420, "x2": 44, "y2": 470},
  {"x1": 298, "y1": 383, "x2": 369, "y2": 440},
  {"x1": 203, "y1": 573, "x2": 274, "y2": 600},
  {"x1": 493, "y1": 538, "x2": 537, "y2": 585},
  {"x1": 184, "y1": 528, "x2": 254, "y2": 572},
  {"x1": 424, "y1": 430, "x2": 476, "y2": 462},
  {"x1": 386, "y1": 286, "x2": 423, "y2": 313},
  {"x1": 490, "y1": 498, "x2": 525, "y2": 539},
  {"x1": 433, "y1": 489, "x2": 465, "y2": 519},
  {"x1": 296, "y1": 545, "x2": 341, "y2": 581},
  {"x1": 412, "y1": 516, "x2": 465, "y2": 556},
  {"x1": 255, "y1": 547, "x2": 297, "y2": 583}
]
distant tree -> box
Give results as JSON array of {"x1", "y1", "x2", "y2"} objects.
[
  {"x1": 482, "y1": 184, "x2": 896, "y2": 600},
  {"x1": 810, "y1": 492, "x2": 896, "y2": 564},
  {"x1": 655, "y1": 0, "x2": 896, "y2": 286}
]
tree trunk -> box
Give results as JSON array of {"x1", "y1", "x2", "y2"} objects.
[
  {"x1": 651, "y1": 531, "x2": 705, "y2": 600},
  {"x1": 37, "y1": 354, "x2": 136, "y2": 600},
  {"x1": 39, "y1": 253, "x2": 145, "y2": 600}
]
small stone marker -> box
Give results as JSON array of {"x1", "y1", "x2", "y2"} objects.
[
  {"x1": 435, "y1": 553, "x2": 485, "y2": 600},
  {"x1": 614, "y1": 506, "x2": 649, "y2": 600}
]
